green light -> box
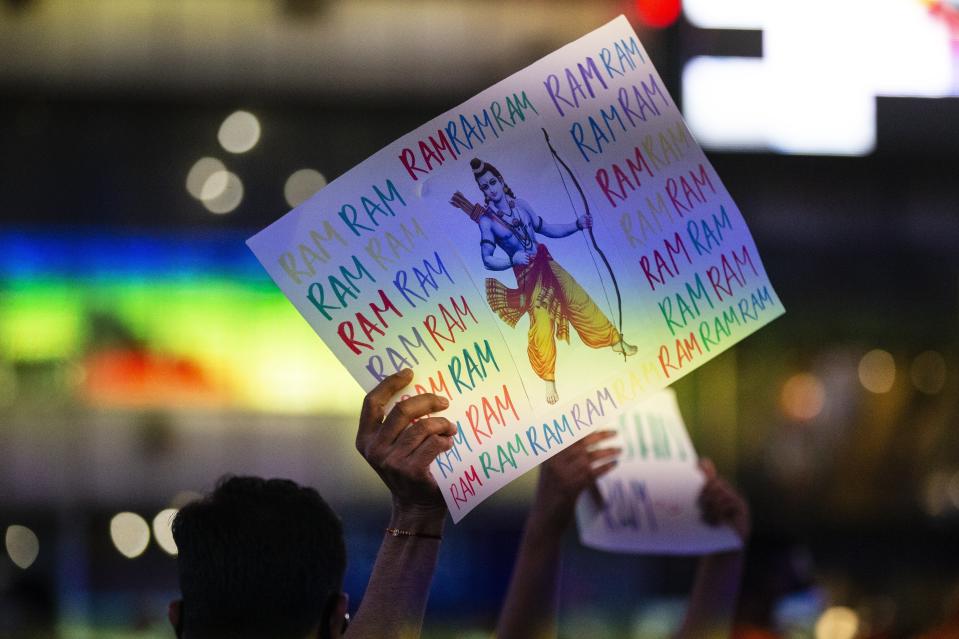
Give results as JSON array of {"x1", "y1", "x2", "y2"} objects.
[
  {"x1": 0, "y1": 280, "x2": 86, "y2": 361},
  {"x1": 0, "y1": 276, "x2": 362, "y2": 413}
]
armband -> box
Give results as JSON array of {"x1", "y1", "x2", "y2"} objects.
[
  {"x1": 534, "y1": 216, "x2": 544, "y2": 232},
  {"x1": 480, "y1": 239, "x2": 497, "y2": 249}
]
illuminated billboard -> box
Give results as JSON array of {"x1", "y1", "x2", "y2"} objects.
[{"x1": 682, "y1": 0, "x2": 959, "y2": 155}]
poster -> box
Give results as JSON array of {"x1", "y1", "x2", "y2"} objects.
[
  {"x1": 247, "y1": 16, "x2": 783, "y2": 522},
  {"x1": 576, "y1": 389, "x2": 741, "y2": 554}
]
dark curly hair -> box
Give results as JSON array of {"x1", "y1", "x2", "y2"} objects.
[{"x1": 172, "y1": 476, "x2": 346, "y2": 639}]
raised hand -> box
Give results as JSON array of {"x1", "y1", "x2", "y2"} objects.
[
  {"x1": 533, "y1": 429, "x2": 620, "y2": 527},
  {"x1": 348, "y1": 369, "x2": 455, "y2": 639},
  {"x1": 355, "y1": 369, "x2": 455, "y2": 511},
  {"x1": 495, "y1": 430, "x2": 620, "y2": 639},
  {"x1": 698, "y1": 458, "x2": 751, "y2": 542},
  {"x1": 676, "y1": 459, "x2": 751, "y2": 638}
]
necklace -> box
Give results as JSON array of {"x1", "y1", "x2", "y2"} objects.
[{"x1": 492, "y1": 200, "x2": 532, "y2": 250}]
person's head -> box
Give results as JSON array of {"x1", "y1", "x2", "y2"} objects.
[
  {"x1": 169, "y1": 476, "x2": 348, "y2": 639},
  {"x1": 471, "y1": 158, "x2": 515, "y2": 204}
]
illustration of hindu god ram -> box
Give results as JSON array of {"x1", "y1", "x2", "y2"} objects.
[{"x1": 450, "y1": 157, "x2": 636, "y2": 405}]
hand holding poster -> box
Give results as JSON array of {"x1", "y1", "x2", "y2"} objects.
[
  {"x1": 576, "y1": 389, "x2": 742, "y2": 554},
  {"x1": 247, "y1": 16, "x2": 784, "y2": 521}
]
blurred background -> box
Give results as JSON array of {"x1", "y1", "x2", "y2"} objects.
[{"x1": 1, "y1": 1, "x2": 958, "y2": 637}]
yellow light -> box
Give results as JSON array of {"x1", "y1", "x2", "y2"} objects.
[
  {"x1": 110, "y1": 512, "x2": 151, "y2": 559},
  {"x1": 5, "y1": 525, "x2": 39, "y2": 569},
  {"x1": 815, "y1": 606, "x2": 859, "y2": 639},
  {"x1": 858, "y1": 349, "x2": 895, "y2": 394},
  {"x1": 218, "y1": 111, "x2": 261, "y2": 154},
  {"x1": 246, "y1": 347, "x2": 361, "y2": 414},
  {"x1": 186, "y1": 157, "x2": 226, "y2": 200},
  {"x1": 780, "y1": 372, "x2": 826, "y2": 421},
  {"x1": 284, "y1": 169, "x2": 328, "y2": 208},
  {"x1": 202, "y1": 172, "x2": 244, "y2": 214},
  {"x1": 152, "y1": 509, "x2": 179, "y2": 556},
  {"x1": 950, "y1": 472, "x2": 959, "y2": 510},
  {"x1": 0, "y1": 283, "x2": 85, "y2": 361},
  {"x1": 910, "y1": 350, "x2": 946, "y2": 395},
  {"x1": 924, "y1": 471, "x2": 952, "y2": 516}
]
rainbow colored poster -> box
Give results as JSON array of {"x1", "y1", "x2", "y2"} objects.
[
  {"x1": 247, "y1": 16, "x2": 783, "y2": 522},
  {"x1": 576, "y1": 389, "x2": 742, "y2": 554}
]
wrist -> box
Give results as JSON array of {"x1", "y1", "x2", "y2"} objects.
[
  {"x1": 390, "y1": 499, "x2": 447, "y2": 536},
  {"x1": 527, "y1": 497, "x2": 575, "y2": 536}
]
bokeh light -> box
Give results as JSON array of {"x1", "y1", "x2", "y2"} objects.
[
  {"x1": 635, "y1": 0, "x2": 682, "y2": 28},
  {"x1": 910, "y1": 350, "x2": 946, "y2": 395},
  {"x1": 218, "y1": 110, "x2": 261, "y2": 154},
  {"x1": 284, "y1": 168, "x2": 328, "y2": 208},
  {"x1": 815, "y1": 606, "x2": 859, "y2": 639},
  {"x1": 152, "y1": 508, "x2": 179, "y2": 556},
  {"x1": 202, "y1": 172, "x2": 244, "y2": 214},
  {"x1": 780, "y1": 372, "x2": 826, "y2": 421},
  {"x1": 950, "y1": 471, "x2": 959, "y2": 510},
  {"x1": 858, "y1": 349, "x2": 896, "y2": 394},
  {"x1": 923, "y1": 471, "x2": 953, "y2": 517},
  {"x1": 110, "y1": 512, "x2": 151, "y2": 559},
  {"x1": 199, "y1": 170, "x2": 229, "y2": 201},
  {"x1": 5, "y1": 525, "x2": 39, "y2": 569},
  {"x1": 186, "y1": 157, "x2": 226, "y2": 200}
]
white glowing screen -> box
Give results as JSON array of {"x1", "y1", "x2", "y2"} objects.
[{"x1": 683, "y1": 0, "x2": 958, "y2": 155}]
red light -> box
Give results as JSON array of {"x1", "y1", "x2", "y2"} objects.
[
  {"x1": 635, "y1": 0, "x2": 682, "y2": 29},
  {"x1": 81, "y1": 348, "x2": 221, "y2": 408}
]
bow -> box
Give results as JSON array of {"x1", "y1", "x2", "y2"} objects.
[{"x1": 542, "y1": 127, "x2": 625, "y2": 358}]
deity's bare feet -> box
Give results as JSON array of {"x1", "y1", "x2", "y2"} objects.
[
  {"x1": 545, "y1": 380, "x2": 559, "y2": 405},
  {"x1": 611, "y1": 338, "x2": 638, "y2": 357}
]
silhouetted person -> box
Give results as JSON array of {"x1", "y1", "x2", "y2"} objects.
[{"x1": 168, "y1": 369, "x2": 454, "y2": 639}]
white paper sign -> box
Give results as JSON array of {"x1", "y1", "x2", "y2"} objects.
[
  {"x1": 576, "y1": 389, "x2": 741, "y2": 554},
  {"x1": 247, "y1": 16, "x2": 782, "y2": 522}
]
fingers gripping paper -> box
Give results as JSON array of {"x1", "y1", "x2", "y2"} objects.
[
  {"x1": 247, "y1": 16, "x2": 783, "y2": 522},
  {"x1": 576, "y1": 390, "x2": 742, "y2": 555}
]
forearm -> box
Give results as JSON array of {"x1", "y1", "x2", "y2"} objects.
[
  {"x1": 539, "y1": 221, "x2": 579, "y2": 238},
  {"x1": 675, "y1": 551, "x2": 744, "y2": 639},
  {"x1": 346, "y1": 504, "x2": 446, "y2": 639},
  {"x1": 495, "y1": 506, "x2": 570, "y2": 639},
  {"x1": 483, "y1": 252, "x2": 514, "y2": 271}
]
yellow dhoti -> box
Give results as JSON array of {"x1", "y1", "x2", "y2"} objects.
[{"x1": 486, "y1": 244, "x2": 620, "y2": 381}]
